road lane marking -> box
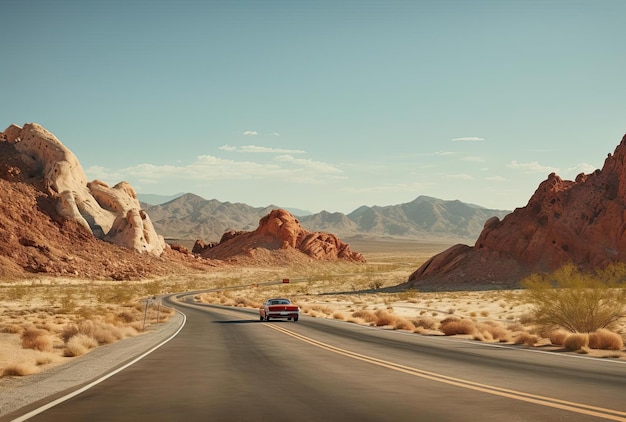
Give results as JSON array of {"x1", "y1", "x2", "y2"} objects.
[{"x1": 264, "y1": 323, "x2": 626, "y2": 421}]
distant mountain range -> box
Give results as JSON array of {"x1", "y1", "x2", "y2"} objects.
[{"x1": 141, "y1": 193, "x2": 511, "y2": 244}]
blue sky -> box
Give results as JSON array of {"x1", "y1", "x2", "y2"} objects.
[{"x1": 2, "y1": 0, "x2": 625, "y2": 213}]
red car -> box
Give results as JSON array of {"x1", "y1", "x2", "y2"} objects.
[{"x1": 259, "y1": 298, "x2": 300, "y2": 322}]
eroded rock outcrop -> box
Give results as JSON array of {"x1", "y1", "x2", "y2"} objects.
[
  {"x1": 1, "y1": 123, "x2": 165, "y2": 256},
  {"x1": 408, "y1": 133, "x2": 626, "y2": 290},
  {"x1": 199, "y1": 209, "x2": 365, "y2": 263}
]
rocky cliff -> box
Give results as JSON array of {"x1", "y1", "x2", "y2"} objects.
[
  {"x1": 196, "y1": 209, "x2": 365, "y2": 263},
  {"x1": 408, "y1": 133, "x2": 626, "y2": 290}
]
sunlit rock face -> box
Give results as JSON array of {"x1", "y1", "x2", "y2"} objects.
[
  {"x1": 2, "y1": 123, "x2": 165, "y2": 256},
  {"x1": 198, "y1": 208, "x2": 366, "y2": 263},
  {"x1": 408, "y1": 134, "x2": 626, "y2": 290}
]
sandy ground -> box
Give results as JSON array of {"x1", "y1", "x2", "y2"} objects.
[{"x1": 0, "y1": 239, "x2": 624, "y2": 417}]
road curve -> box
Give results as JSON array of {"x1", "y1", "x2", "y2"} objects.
[{"x1": 10, "y1": 294, "x2": 626, "y2": 421}]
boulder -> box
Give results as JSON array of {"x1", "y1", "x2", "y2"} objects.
[
  {"x1": 408, "y1": 133, "x2": 626, "y2": 289},
  {"x1": 1, "y1": 123, "x2": 165, "y2": 256}
]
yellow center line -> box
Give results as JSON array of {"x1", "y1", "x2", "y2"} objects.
[{"x1": 264, "y1": 323, "x2": 626, "y2": 421}]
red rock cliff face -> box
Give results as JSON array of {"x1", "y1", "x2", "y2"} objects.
[
  {"x1": 408, "y1": 134, "x2": 626, "y2": 290},
  {"x1": 199, "y1": 209, "x2": 365, "y2": 263}
]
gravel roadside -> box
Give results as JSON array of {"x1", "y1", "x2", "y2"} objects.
[{"x1": 0, "y1": 311, "x2": 185, "y2": 420}]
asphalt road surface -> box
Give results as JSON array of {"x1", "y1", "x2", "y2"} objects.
[{"x1": 12, "y1": 294, "x2": 626, "y2": 421}]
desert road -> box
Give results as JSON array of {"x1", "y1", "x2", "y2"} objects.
[{"x1": 11, "y1": 293, "x2": 626, "y2": 422}]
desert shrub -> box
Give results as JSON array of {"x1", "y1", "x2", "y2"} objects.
[
  {"x1": 116, "y1": 310, "x2": 136, "y2": 324},
  {"x1": 0, "y1": 324, "x2": 23, "y2": 334},
  {"x1": 21, "y1": 327, "x2": 53, "y2": 352},
  {"x1": 2, "y1": 362, "x2": 40, "y2": 377},
  {"x1": 332, "y1": 312, "x2": 347, "y2": 321},
  {"x1": 351, "y1": 310, "x2": 378, "y2": 323},
  {"x1": 412, "y1": 317, "x2": 438, "y2": 330},
  {"x1": 476, "y1": 323, "x2": 511, "y2": 342},
  {"x1": 440, "y1": 319, "x2": 476, "y2": 336},
  {"x1": 374, "y1": 309, "x2": 398, "y2": 326},
  {"x1": 563, "y1": 333, "x2": 589, "y2": 351},
  {"x1": 513, "y1": 332, "x2": 539, "y2": 346},
  {"x1": 523, "y1": 263, "x2": 626, "y2": 333},
  {"x1": 64, "y1": 334, "x2": 98, "y2": 357},
  {"x1": 548, "y1": 329, "x2": 569, "y2": 346},
  {"x1": 61, "y1": 323, "x2": 80, "y2": 342},
  {"x1": 392, "y1": 318, "x2": 415, "y2": 331},
  {"x1": 588, "y1": 329, "x2": 624, "y2": 350}
]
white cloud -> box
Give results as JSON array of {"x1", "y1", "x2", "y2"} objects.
[
  {"x1": 219, "y1": 144, "x2": 306, "y2": 154},
  {"x1": 485, "y1": 175, "x2": 506, "y2": 182},
  {"x1": 446, "y1": 173, "x2": 474, "y2": 180},
  {"x1": 242, "y1": 131, "x2": 258, "y2": 136},
  {"x1": 271, "y1": 132, "x2": 281, "y2": 137},
  {"x1": 461, "y1": 156, "x2": 485, "y2": 162},
  {"x1": 274, "y1": 154, "x2": 342, "y2": 174},
  {"x1": 566, "y1": 162, "x2": 598, "y2": 175},
  {"x1": 452, "y1": 137, "x2": 485, "y2": 142},
  {"x1": 508, "y1": 160, "x2": 559, "y2": 174},
  {"x1": 85, "y1": 152, "x2": 341, "y2": 187}
]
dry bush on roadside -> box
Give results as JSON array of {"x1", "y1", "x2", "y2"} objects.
[
  {"x1": 234, "y1": 296, "x2": 261, "y2": 309},
  {"x1": 411, "y1": 317, "x2": 438, "y2": 330},
  {"x1": 374, "y1": 309, "x2": 398, "y2": 327},
  {"x1": 21, "y1": 327, "x2": 54, "y2": 352},
  {"x1": 548, "y1": 329, "x2": 569, "y2": 346},
  {"x1": 474, "y1": 323, "x2": 511, "y2": 343},
  {"x1": 302, "y1": 305, "x2": 333, "y2": 316},
  {"x1": 440, "y1": 318, "x2": 476, "y2": 336},
  {"x1": 513, "y1": 332, "x2": 539, "y2": 346},
  {"x1": 62, "y1": 319, "x2": 137, "y2": 345},
  {"x1": 2, "y1": 362, "x2": 40, "y2": 377},
  {"x1": 523, "y1": 263, "x2": 626, "y2": 333},
  {"x1": 393, "y1": 317, "x2": 416, "y2": 331},
  {"x1": 332, "y1": 312, "x2": 347, "y2": 321},
  {"x1": 588, "y1": 329, "x2": 624, "y2": 350},
  {"x1": 351, "y1": 310, "x2": 378, "y2": 323},
  {"x1": 563, "y1": 333, "x2": 589, "y2": 351},
  {"x1": 0, "y1": 324, "x2": 23, "y2": 334},
  {"x1": 64, "y1": 333, "x2": 98, "y2": 357}
]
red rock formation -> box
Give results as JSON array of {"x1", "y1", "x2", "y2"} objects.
[
  {"x1": 199, "y1": 209, "x2": 365, "y2": 263},
  {"x1": 408, "y1": 134, "x2": 626, "y2": 290}
]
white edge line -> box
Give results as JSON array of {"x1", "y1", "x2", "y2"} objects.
[{"x1": 11, "y1": 310, "x2": 187, "y2": 422}]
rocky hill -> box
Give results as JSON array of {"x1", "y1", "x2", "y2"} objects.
[
  {"x1": 0, "y1": 123, "x2": 365, "y2": 278},
  {"x1": 147, "y1": 195, "x2": 510, "y2": 244},
  {"x1": 194, "y1": 209, "x2": 365, "y2": 264},
  {"x1": 0, "y1": 124, "x2": 215, "y2": 280},
  {"x1": 407, "y1": 133, "x2": 626, "y2": 291}
]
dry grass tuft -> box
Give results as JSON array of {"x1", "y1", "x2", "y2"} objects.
[
  {"x1": 548, "y1": 329, "x2": 569, "y2": 346},
  {"x1": 64, "y1": 333, "x2": 99, "y2": 357},
  {"x1": 563, "y1": 333, "x2": 589, "y2": 351},
  {"x1": 513, "y1": 332, "x2": 539, "y2": 346},
  {"x1": 392, "y1": 317, "x2": 416, "y2": 331},
  {"x1": 21, "y1": 327, "x2": 54, "y2": 352},
  {"x1": 411, "y1": 317, "x2": 437, "y2": 330},
  {"x1": 588, "y1": 329, "x2": 624, "y2": 350},
  {"x1": 2, "y1": 362, "x2": 41, "y2": 377},
  {"x1": 474, "y1": 323, "x2": 511, "y2": 342},
  {"x1": 440, "y1": 318, "x2": 476, "y2": 336},
  {"x1": 332, "y1": 312, "x2": 347, "y2": 321},
  {"x1": 373, "y1": 309, "x2": 398, "y2": 327},
  {"x1": 351, "y1": 310, "x2": 378, "y2": 323}
]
